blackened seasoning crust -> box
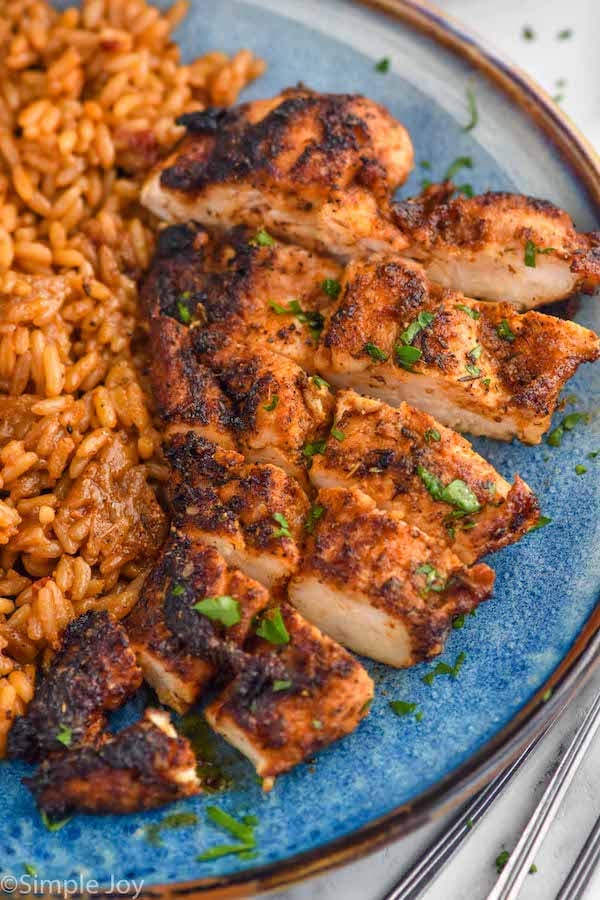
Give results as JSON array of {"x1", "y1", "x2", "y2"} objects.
[
  {"x1": 26, "y1": 709, "x2": 200, "y2": 816},
  {"x1": 7, "y1": 611, "x2": 142, "y2": 762}
]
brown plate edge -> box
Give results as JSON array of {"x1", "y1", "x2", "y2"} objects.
[{"x1": 90, "y1": 1, "x2": 600, "y2": 897}]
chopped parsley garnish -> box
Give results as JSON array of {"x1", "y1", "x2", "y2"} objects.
[
  {"x1": 496, "y1": 850, "x2": 510, "y2": 873},
  {"x1": 530, "y1": 864, "x2": 538, "y2": 874},
  {"x1": 466, "y1": 817, "x2": 474, "y2": 830},
  {"x1": 305, "y1": 504, "x2": 325, "y2": 534},
  {"x1": 206, "y1": 806, "x2": 255, "y2": 843},
  {"x1": 400, "y1": 310, "x2": 434, "y2": 346},
  {"x1": 455, "y1": 303, "x2": 480, "y2": 320},
  {"x1": 575, "y1": 464, "x2": 587, "y2": 475},
  {"x1": 176, "y1": 299, "x2": 192, "y2": 324},
  {"x1": 311, "y1": 374, "x2": 330, "y2": 390},
  {"x1": 375, "y1": 56, "x2": 390, "y2": 73},
  {"x1": 303, "y1": 439, "x2": 327, "y2": 459},
  {"x1": 40, "y1": 811, "x2": 71, "y2": 832},
  {"x1": 193, "y1": 595, "x2": 241, "y2": 627},
  {"x1": 468, "y1": 344, "x2": 482, "y2": 361},
  {"x1": 56, "y1": 723, "x2": 72, "y2": 748},
  {"x1": 417, "y1": 466, "x2": 481, "y2": 514},
  {"x1": 256, "y1": 607, "x2": 290, "y2": 645},
  {"x1": 557, "y1": 28, "x2": 572, "y2": 40},
  {"x1": 364, "y1": 342, "x2": 389, "y2": 362},
  {"x1": 331, "y1": 425, "x2": 346, "y2": 442},
  {"x1": 529, "y1": 515, "x2": 552, "y2": 532},
  {"x1": 263, "y1": 395, "x2": 279, "y2": 412},
  {"x1": 497, "y1": 319, "x2": 516, "y2": 342},
  {"x1": 424, "y1": 428, "x2": 441, "y2": 444},
  {"x1": 312, "y1": 719, "x2": 323, "y2": 729},
  {"x1": 443, "y1": 156, "x2": 473, "y2": 181},
  {"x1": 420, "y1": 160, "x2": 431, "y2": 170},
  {"x1": 272, "y1": 512, "x2": 292, "y2": 539},
  {"x1": 464, "y1": 363, "x2": 481, "y2": 379},
  {"x1": 145, "y1": 812, "x2": 199, "y2": 847},
  {"x1": 197, "y1": 843, "x2": 254, "y2": 861},
  {"x1": 171, "y1": 583, "x2": 185, "y2": 597},
  {"x1": 453, "y1": 614, "x2": 466, "y2": 630},
  {"x1": 389, "y1": 700, "x2": 423, "y2": 721},
  {"x1": 421, "y1": 178, "x2": 432, "y2": 190},
  {"x1": 462, "y1": 87, "x2": 478, "y2": 132},
  {"x1": 524, "y1": 239, "x2": 556, "y2": 267},
  {"x1": 272, "y1": 680, "x2": 292, "y2": 692},
  {"x1": 547, "y1": 411, "x2": 587, "y2": 447},
  {"x1": 522, "y1": 25, "x2": 535, "y2": 41},
  {"x1": 23, "y1": 863, "x2": 37, "y2": 877},
  {"x1": 269, "y1": 299, "x2": 324, "y2": 340},
  {"x1": 542, "y1": 688, "x2": 553, "y2": 702},
  {"x1": 251, "y1": 228, "x2": 275, "y2": 247},
  {"x1": 197, "y1": 806, "x2": 258, "y2": 861},
  {"x1": 422, "y1": 651, "x2": 467, "y2": 685},
  {"x1": 416, "y1": 563, "x2": 446, "y2": 594},
  {"x1": 395, "y1": 344, "x2": 422, "y2": 370},
  {"x1": 456, "y1": 183, "x2": 474, "y2": 198},
  {"x1": 588, "y1": 450, "x2": 599, "y2": 460},
  {"x1": 321, "y1": 278, "x2": 341, "y2": 298}
]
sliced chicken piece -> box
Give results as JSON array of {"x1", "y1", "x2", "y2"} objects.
[
  {"x1": 310, "y1": 391, "x2": 539, "y2": 564},
  {"x1": 316, "y1": 255, "x2": 599, "y2": 442},
  {"x1": 196, "y1": 336, "x2": 334, "y2": 486},
  {"x1": 205, "y1": 602, "x2": 373, "y2": 785},
  {"x1": 166, "y1": 433, "x2": 310, "y2": 591},
  {"x1": 289, "y1": 488, "x2": 494, "y2": 667},
  {"x1": 393, "y1": 184, "x2": 600, "y2": 309},
  {"x1": 142, "y1": 222, "x2": 342, "y2": 371},
  {"x1": 141, "y1": 88, "x2": 413, "y2": 258},
  {"x1": 8, "y1": 611, "x2": 142, "y2": 762},
  {"x1": 149, "y1": 315, "x2": 237, "y2": 448},
  {"x1": 26, "y1": 708, "x2": 200, "y2": 816},
  {"x1": 127, "y1": 530, "x2": 270, "y2": 712}
]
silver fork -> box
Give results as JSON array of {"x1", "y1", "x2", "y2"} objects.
[
  {"x1": 488, "y1": 691, "x2": 600, "y2": 900},
  {"x1": 558, "y1": 813, "x2": 600, "y2": 900},
  {"x1": 382, "y1": 726, "x2": 551, "y2": 900}
]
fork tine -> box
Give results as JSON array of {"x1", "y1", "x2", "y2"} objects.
[
  {"x1": 487, "y1": 693, "x2": 600, "y2": 900},
  {"x1": 558, "y1": 814, "x2": 600, "y2": 900}
]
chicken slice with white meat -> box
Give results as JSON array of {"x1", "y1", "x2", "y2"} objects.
[
  {"x1": 142, "y1": 88, "x2": 413, "y2": 258},
  {"x1": 166, "y1": 433, "x2": 310, "y2": 592},
  {"x1": 393, "y1": 184, "x2": 600, "y2": 309},
  {"x1": 205, "y1": 602, "x2": 373, "y2": 787},
  {"x1": 310, "y1": 391, "x2": 539, "y2": 564},
  {"x1": 315, "y1": 255, "x2": 599, "y2": 442},
  {"x1": 289, "y1": 488, "x2": 494, "y2": 667},
  {"x1": 126, "y1": 530, "x2": 270, "y2": 713}
]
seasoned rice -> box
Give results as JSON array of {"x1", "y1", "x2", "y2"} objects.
[{"x1": 0, "y1": 0, "x2": 265, "y2": 756}]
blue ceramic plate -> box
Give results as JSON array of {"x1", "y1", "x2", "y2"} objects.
[{"x1": 2, "y1": 1, "x2": 599, "y2": 895}]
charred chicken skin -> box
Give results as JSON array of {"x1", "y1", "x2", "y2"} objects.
[
  {"x1": 393, "y1": 184, "x2": 600, "y2": 309},
  {"x1": 26, "y1": 709, "x2": 200, "y2": 817},
  {"x1": 126, "y1": 529, "x2": 271, "y2": 713},
  {"x1": 316, "y1": 256, "x2": 599, "y2": 442},
  {"x1": 205, "y1": 602, "x2": 374, "y2": 783},
  {"x1": 289, "y1": 487, "x2": 494, "y2": 667},
  {"x1": 310, "y1": 391, "x2": 539, "y2": 564},
  {"x1": 7, "y1": 611, "x2": 142, "y2": 763},
  {"x1": 142, "y1": 88, "x2": 414, "y2": 258}
]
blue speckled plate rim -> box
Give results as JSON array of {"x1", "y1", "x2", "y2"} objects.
[{"x1": 64, "y1": 2, "x2": 600, "y2": 897}]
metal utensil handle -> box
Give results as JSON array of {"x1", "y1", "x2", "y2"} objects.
[
  {"x1": 382, "y1": 729, "x2": 547, "y2": 900},
  {"x1": 558, "y1": 814, "x2": 600, "y2": 900},
  {"x1": 487, "y1": 692, "x2": 600, "y2": 900}
]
